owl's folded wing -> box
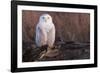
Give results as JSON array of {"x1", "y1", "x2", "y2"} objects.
[{"x1": 36, "y1": 26, "x2": 47, "y2": 46}]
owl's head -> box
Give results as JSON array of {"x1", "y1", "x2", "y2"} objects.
[{"x1": 39, "y1": 14, "x2": 53, "y2": 23}]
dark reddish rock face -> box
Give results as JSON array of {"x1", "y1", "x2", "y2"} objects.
[{"x1": 22, "y1": 10, "x2": 90, "y2": 62}]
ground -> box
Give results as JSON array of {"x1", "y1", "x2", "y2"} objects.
[{"x1": 22, "y1": 41, "x2": 90, "y2": 62}]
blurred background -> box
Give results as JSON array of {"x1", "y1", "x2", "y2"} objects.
[{"x1": 22, "y1": 10, "x2": 90, "y2": 44}]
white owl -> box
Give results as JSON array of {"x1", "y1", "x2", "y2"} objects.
[{"x1": 35, "y1": 14, "x2": 55, "y2": 49}]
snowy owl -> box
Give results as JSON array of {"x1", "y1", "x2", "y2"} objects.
[{"x1": 35, "y1": 14, "x2": 55, "y2": 49}]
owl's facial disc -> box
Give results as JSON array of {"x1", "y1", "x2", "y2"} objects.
[
  {"x1": 39, "y1": 14, "x2": 52, "y2": 23},
  {"x1": 43, "y1": 16, "x2": 49, "y2": 22}
]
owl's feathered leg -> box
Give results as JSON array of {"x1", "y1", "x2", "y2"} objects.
[
  {"x1": 39, "y1": 25, "x2": 57, "y2": 58},
  {"x1": 47, "y1": 25, "x2": 55, "y2": 48}
]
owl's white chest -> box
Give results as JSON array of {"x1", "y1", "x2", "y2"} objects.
[{"x1": 42, "y1": 23, "x2": 54, "y2": 32}]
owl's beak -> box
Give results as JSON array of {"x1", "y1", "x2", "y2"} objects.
[{"x1": 45, "y1": 19, "x2": 47, "y2": 22}]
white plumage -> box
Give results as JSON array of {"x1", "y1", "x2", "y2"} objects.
[{"x1": 35, "y1": 14, "x2": 55, "y2": 48}]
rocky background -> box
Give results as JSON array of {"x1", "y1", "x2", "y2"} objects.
[{"x1": 22, "y1": 10, "x2": 90, "y2": 62}]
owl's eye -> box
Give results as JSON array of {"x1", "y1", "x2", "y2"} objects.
[{"x1": 42, "y1": 17, "x2": 45, "y2": 19}]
